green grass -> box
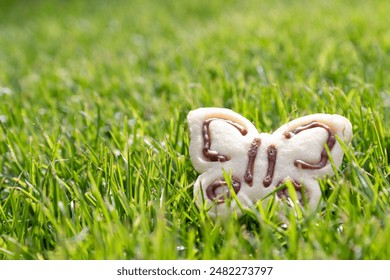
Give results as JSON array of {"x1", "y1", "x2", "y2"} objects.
[{"x1": 0, "y1": 0, "x2": 389, "y2": 260}]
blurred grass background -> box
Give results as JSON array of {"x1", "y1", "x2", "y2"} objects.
[{"x1": 0, "y1": 0, "x2": 389, "y2": 259}]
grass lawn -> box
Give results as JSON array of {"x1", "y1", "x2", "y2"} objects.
[{"x1": 0, "y1": 0, "x2": 389, "y2": 260}]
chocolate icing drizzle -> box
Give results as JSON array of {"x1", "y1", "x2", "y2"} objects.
[
  {"x1": 263, "y1": 145, "x2": 277, "y2": 188},
  {"x1": 206, "y1": 176, "x2": 241, "y2": 204},
  {"x1": 202, "y1": 118, "x2": 248, "y2": 162},
  {"x1": 244, "y1": 138, "x2": 261, "y2": 186},
  {"x1": 201, "y1": 118, "x2": 336, "y2": 205},
  {"x1": 276, "y1": 179, "x2": 308, "y2": 204},
  {"x1": 284, "y1": 121, "x2": 336, "y2": 169}
]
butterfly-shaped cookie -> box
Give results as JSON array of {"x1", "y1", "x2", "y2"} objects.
[{"x1": 187, "y1": 107, "x2": 352, "y2": 217}]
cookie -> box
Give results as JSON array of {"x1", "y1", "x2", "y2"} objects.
[{"x1": 187, "y1": 107, "x2": 352, "y2": 218}]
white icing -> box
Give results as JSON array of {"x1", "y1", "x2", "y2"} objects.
[{"x1": 187, "y1": 108, "x2": 353, "y2": 218}]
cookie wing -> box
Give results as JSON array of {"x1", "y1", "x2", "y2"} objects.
[
  {"x1": 187, "y1": 107, "x2": 259, "y2": 173},
  {"x1": 272, "y1": 113, "x2": 352, "y2": 175}
]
